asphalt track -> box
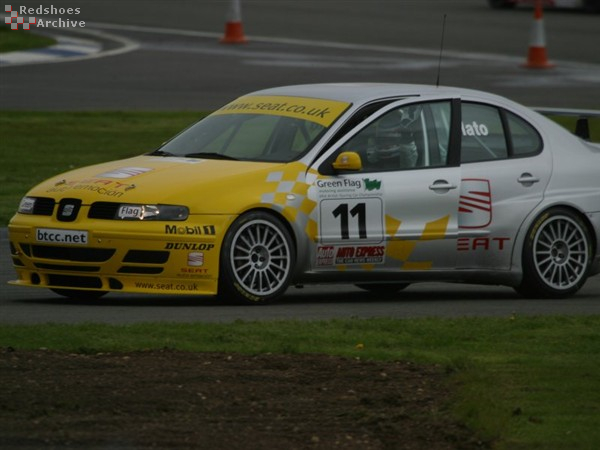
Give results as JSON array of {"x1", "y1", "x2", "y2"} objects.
[
  {"x1": 1, "y1": 0, "x2": 599, "y2": 109},
  {"x1": 1, "y1": 1, "x2": 599, "y2": 322}
]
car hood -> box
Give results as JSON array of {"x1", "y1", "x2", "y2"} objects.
[{"x1": 27, "y1": 155, "x2": 290, "y2": 214}]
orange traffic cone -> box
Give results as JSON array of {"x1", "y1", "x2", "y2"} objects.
[
  {"x1": 221, "y1": 0, "x2": 247, "y2": 44},
  {"x1": 523, "y1": 0, "x2": 553, "y2": 68}
]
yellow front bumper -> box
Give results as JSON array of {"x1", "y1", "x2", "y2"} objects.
[{"x1": 8, "y1": 213, "x2": 237, "y2": 297}]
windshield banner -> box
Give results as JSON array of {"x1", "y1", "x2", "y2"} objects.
[{"x1": 212, "y1": 95, "x2": 351, "y2": 127}]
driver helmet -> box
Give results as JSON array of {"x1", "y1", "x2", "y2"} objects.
[{"x1": 371, "y1": 107, "x2": 420, "y2": 166}]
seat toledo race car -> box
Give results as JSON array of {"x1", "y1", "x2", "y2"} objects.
[{"x1": 8, "y1": 83, "x2": 600, "y2": 304}]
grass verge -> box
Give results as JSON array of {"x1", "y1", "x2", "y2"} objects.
[
  {"x1": 0, "y1": 24, "x2": 56, "y2": 53},
  {"x1": 1, "y1": 315, "x2": 600, "y2": 449}
]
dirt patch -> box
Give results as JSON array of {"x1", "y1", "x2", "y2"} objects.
[{"x1": 0, "y1": 348, "x2": 486, "y2": 449}]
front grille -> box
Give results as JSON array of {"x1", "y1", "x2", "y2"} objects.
[
  {"x1": 88, "y1": 202, "x2": 120, "y2": 219},
  {"x1": 118, "y1": 266, "x2": 164, "y2": 274},
  {"x1": 35, "y1": 263, "x2": 100, "y2": 272},
  {"x1": 57, "y1": 198, "x2": 82, "y2": 222},
  {"x1": 47, "y1": 274, "x2": 103, "y2": 289},
  {"x1": 29, "y1": 245, "x2": 116, "y2": 262},
  {"x1": 33, "y1": 197, "x2": 56, "y2": 216},
  {"x1": 123, "y1": 250, "x2": 169, "y2": 264}
]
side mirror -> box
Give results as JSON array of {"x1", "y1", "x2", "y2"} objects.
[{"x1": 332, "y1": 151, "x2": 362, "y2": 171}]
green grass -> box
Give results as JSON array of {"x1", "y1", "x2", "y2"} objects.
[
  {"x1": 1, "y1": 316, "x2": 599, "y2": 449},
  {"x1": 551, "y1": 116, "x2": 600, "y2": 142},
  {"x1": 0, "y1": 24, "x2": 56, "y2": 53}
]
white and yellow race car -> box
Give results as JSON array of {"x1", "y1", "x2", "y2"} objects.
[{"x1": 8, "y1": 84, "x2": 600, "y2": 303}]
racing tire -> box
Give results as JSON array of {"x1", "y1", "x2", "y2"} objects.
[
  {"x1": 516, "y1": 208, "x2": 593, "y2": 299},
  {"x1": 355, "y1": 283, "x2": 410, "y2": 294},
  {"x1": 50, "y1": 289, "x2": 108, "y2": 300},
  {"x1": 218, "y1": 211, "x2": 295, "y2": 305}
]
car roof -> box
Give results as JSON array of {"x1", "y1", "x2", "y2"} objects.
[{"x1": 249, "y1": 83, "x2": 509, "y2": 106}]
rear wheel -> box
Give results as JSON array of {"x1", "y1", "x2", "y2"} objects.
[
  {"x1": 219, "y1": 212, "x2": 295, "y2": 304},
  {"x1": 516, "y1": 208, "x2": 593, "y2": 298}
]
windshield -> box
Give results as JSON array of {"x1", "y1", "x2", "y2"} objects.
[{"x1": 153, "y1": 95, "x2": 351, "y2": 163}]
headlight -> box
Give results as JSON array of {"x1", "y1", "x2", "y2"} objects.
[
  {"x1": 116, "y1": 204, "x2": 189, "y2": 221},
  {"x1": 18, "y1": 197, "x2": 36, "y2": 214}
]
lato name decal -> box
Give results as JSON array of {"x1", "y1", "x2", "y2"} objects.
[{"x1": 461, "y1": 121, "x2": 489, "y2": 137}]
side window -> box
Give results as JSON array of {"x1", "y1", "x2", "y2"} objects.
[
  {"x1": 506, "y1": 111, "x2": 542, "y2": 157},
  {"x1": 334, "y1": 101, "x2": 452, "y2": 173},
  {"x1": 461, "y1": 103, "x2": 507, "y2": 163},
  {"x1": 428, "y1": 102, "x2": 451, "y2": 166}
]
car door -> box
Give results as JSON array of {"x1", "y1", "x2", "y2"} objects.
[
  {"x1": 312, "y1": 99, "x2": 461, "y2": 272},
  {"x1": 457, "y1": 101, "x2": 551, "y2": 270}
]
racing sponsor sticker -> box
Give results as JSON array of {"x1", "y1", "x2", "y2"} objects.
[
  {"x1": 165, "y1": 225, "x2": 216, "y2": 235},
  {"x1": 316, "y1": 246, "x2": 335, "y2": 266},
  {"x1": 117, "y1": 205, "x2": 143, "y2": 219},
  {"x1": 146, "y1": 157, "x2": 205, "y2": 164},
  {"x1": 315, "y1": 177, "x2": 383, "y2": 199},
  {"x1": 317, "y1": 245, "x2": 386, "y2": 266},
  {"x1": 46, "y1": 178, "x2": 135, "y2": 197},
  {"x1": 96, "y1": 167, "x2": 152, "y2": 179},
  {"x1": 459, "y1": 179, "x2": 492, "y2": 229},
  {"x1": 212, "y1": 95, "x2": 351, "y2": 127},
  {"x1": 187, "y1": 252, "x2": 204, "y2": 266},
  {"x1": 36, "y1": 228, "x2": 88, "y2": 245},
  {"x1": 165, "y1": 242, "x2": 215, "y2": 251}
]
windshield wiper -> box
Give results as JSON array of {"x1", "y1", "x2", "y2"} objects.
[
  {"x1": 148, "y1": 149, "x2": 176, "y2": 157},
  {"x1": 184, "y1": 152, "x2": 239, "y2": 161}
]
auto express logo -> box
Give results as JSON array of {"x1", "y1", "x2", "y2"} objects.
[{"x1": 4, "y1": 4, "x2": 85, "y2": 30}]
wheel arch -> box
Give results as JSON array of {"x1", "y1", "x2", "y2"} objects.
[{"x1": 512, "y1": 203, "x2": 598, "y2": 276}]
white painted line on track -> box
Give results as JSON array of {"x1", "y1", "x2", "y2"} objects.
[
  {"x1": 0, "y1": 15, "x2": 140, "y2": 66},
  {"x1": 2, "y1": 17, "x2": 598, "y2": 78},
  {"x1": 0, "y1": 34, "x2": 100, "y2": 65},
  {"x1": 87, "y1": 21, "x2": 600, "y2": 71}
]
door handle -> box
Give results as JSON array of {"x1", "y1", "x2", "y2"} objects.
[
  {"x1": 429, "y1": 179, "x2": 457, "y2": 192},
  {"x1": 518, "y1": 173, "x2": 540, "y2": 186}
]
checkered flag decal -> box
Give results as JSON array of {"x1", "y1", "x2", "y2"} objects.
[
  {"x1": 262, "y1": 163, "x2": 319, "y2": 241},
  {"x1": 5, "y1": 5, "x2": 37, "y2": 29}
]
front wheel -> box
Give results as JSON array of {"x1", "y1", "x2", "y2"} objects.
[
  {"x1": 219, "y1": 212, "x2": 295, "y2": 304},
  {"x1": 516, "y1": 208, "x2": 593, "y2": 298}
]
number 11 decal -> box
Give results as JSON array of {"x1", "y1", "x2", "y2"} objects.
[
  {"x1": 332, "y1": 203, "x2": 367, "y2": 240},
  {"x1": 320, "y1": 198, "x2": 383, "y2": 244}
]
